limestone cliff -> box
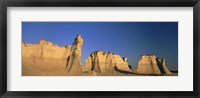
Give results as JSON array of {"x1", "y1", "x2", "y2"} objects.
[
  {"x1": 134, "y1": 54, "x2": 172, "y2": 75},
  {"x1": 22, "y1": 34, "x2": 174, "y2": 76},
  {"x1": 22, "y1": 40, "x2": 71, "y2": 76},
  {"x1": 85, "y1": 51, "x2": 132, "y2": 73}
]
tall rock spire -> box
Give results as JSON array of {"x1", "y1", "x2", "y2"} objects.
[{"x1": 66, "y1": 34, "x2": 84, "y2": 75}]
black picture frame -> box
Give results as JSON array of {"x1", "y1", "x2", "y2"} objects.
[{"x1": 0, "y1": 0, "x2": 199, "y2": 98}]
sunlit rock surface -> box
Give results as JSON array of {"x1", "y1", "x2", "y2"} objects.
[
  {"x1": 85, "y1": 51, "x2": 132, "y2": 73},
  {"x1": 134, "y1": 54, "x2": 172, "y2": 75},
  {"x1": 22, "y1": 40, "x2": 71, "y2": 76},
  {"x1": 65, "y1": 34, "x2": 84, "y2": 75},
  {"x1": 22, "y1": 34, "x2": 175, "y2": 76}
]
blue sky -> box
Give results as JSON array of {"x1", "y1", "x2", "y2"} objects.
[{"x1": 22, "y1": 22, "x2": 178, "y2": 70}]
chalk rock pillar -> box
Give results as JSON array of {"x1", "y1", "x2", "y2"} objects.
[{"x1": 66, "y1": 34, "x2": 83, "y2": 75}]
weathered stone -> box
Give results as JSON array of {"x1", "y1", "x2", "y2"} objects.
[
  {"x1": 22, "y1": 34, "x2": 173, "y2": 76},
  {"x1": 65, "y1": 34, "x2": 84, "y2": 75},
  {"x1": 156, "y1": 58, "x2": 172, "y2": 74},
  {"x1": 134, "y1": 55, "x2": 172, "y2": 75},
  {"x1": 22, "y1": 40, "x2": 71, "y2": 76},
  {"x1": 85, "y1": 51, "x2": 132, "y2": 73}
]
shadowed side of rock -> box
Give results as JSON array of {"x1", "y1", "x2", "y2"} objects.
[{"x1": 156, "y1": 58, "x2": 172, "y2": 74}]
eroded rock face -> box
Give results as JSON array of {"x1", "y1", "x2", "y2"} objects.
[
  {"x1": 85, "y1": 51, "x2": 132, "y2": 73},
  {"x1": 22, "y1": 40, "x2": 71, "y2": 76},
  {"x1": 134, "y1": 55, "x2": 172, "y2": 75},
  {"x1": 65, "y1": 34, "x2": 83, "y2": 75},
  {"x1": 156, "y1": 58, "x2": 172, "y2": 74},
  {"x1": 22, "y1": 34, "x2": 173, "y2": 76}
]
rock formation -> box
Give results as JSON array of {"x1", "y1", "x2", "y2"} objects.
[
  {"x1": 22, "y1": 34, "x2": 175, "y2": 76},
  {"x1": 134, "y1": 54, "x2": 172, "y2": 75},
  {"x1": 85, "y1": 51, "x2": 132, "y2": 73},
  {"x1": 156, "y1": 58, "x2": 172, "y2": 74},
  {"x1": 65, "y1": 34, "x2": 84, "y2": 75},
  {"x1": 22, "y1": 40, "x2": 71, "y2": 76}
]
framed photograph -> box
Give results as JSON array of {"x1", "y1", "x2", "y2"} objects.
[{"x1": 0, "y1": 0, "x2": 199, "y2": 98}]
